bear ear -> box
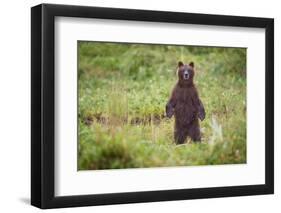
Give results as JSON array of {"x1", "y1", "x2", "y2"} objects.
[
  {"x1": 189, "y1": 62, "x2": 194, "y2": 68},
  {"x1": 178, "y1": 61, "x2": 184, "y2": 67}
]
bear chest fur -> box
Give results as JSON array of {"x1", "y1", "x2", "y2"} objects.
[{"x1": 174, "y1": 86, "x2": 197, "y2": 126}]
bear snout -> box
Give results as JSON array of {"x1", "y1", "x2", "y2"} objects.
[{"x1": 183, "y1": 70, "x2": 189, "y2": 80}]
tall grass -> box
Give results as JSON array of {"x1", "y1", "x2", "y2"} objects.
[{"x1": 78, "y1": 42, "x2": 246, "y2": 170}]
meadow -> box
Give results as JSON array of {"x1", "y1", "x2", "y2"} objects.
[{"x1": 78, "y1": 41, "x2": 246, "y2": 170}]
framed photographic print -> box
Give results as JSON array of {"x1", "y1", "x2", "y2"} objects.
[{"x1": 31, "y1": 3, "x2": 274, "y2": 209}]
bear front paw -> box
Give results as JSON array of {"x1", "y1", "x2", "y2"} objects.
[{"x1": 166, "y1": 104, "x2": 174, "y2": 118}]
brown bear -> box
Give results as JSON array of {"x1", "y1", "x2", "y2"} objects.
[{"x1": 166, "y1": 61, "x2": 205, "y2": 144}]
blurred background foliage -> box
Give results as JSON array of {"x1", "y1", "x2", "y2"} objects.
[{"x1": 78, "y1": 41, "x2": 246, "y2": 170}]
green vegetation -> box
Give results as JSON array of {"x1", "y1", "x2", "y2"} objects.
[{"x1": 78, "y1": 41, "x2": 246, "y2": 170}]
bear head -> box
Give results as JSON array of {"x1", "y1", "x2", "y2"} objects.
[{"x1": 177, "y1": 61, "x2": 195, "y2": 87}]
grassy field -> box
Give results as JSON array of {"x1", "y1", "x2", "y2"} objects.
[{"x1": 78, "y1": 41, "x2": 246, "y2": 170}]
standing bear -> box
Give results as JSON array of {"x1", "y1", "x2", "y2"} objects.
[{"x1": 166, "y1": 61, "x2": 205, "y2": 144}]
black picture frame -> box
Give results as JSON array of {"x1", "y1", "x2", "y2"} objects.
[{"x1": 31, "y1": 3, "x2": 274, "y2": 209}]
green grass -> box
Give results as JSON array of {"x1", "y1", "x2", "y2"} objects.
[{"x1": 78, "y1": 41, "x2": 246, "y2": 170}]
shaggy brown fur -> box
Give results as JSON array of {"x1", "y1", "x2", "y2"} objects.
[{"x1": 166, "y1": 61, "x2": 205, "y2": 144}]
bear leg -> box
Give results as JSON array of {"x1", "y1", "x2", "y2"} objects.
[
  {"x1": 188, "y1": 119, "x2": 201, "y2": 142},
  {"x1": 174, "y1": 129, "x2": 188, "y2": 144}
]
